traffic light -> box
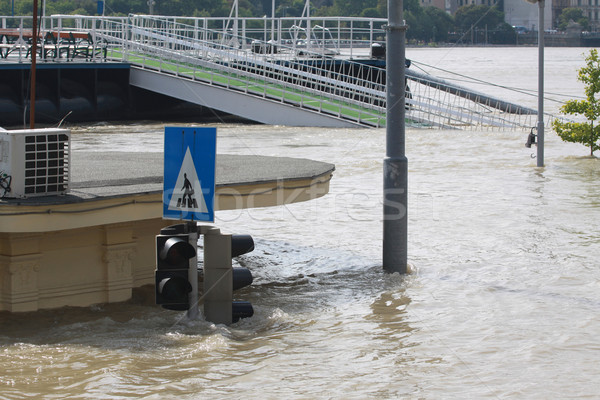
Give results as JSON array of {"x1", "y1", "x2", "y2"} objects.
[
  {"x1": 155, "y1": 224, "x2": 197, "y2": 311},
  {"x1": 203, "y1": 230, "x2": 255, "y2": 324},
  {"x1": 525, "y1": 129, "x2": 537, "y2": 148}
]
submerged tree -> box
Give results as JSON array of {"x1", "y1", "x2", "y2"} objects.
[{"x1": 552, "y1": 49, "x2": 600, "y2": 156}]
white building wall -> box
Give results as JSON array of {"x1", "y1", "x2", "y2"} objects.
[{"x1": 504, "y1": 0, "x2": 553, "y2": 30}]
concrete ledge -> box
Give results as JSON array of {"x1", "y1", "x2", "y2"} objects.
[
  {"x1": 0, "y1": 151, "x2": 334, "y2": 312},
  {"x1": 0, "y1": 153, "x2": 334, "y2": 232}
]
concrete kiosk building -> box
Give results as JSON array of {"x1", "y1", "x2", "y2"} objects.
[{"x1": 0, "y1": 128, "x2": 335, "y2": 313}]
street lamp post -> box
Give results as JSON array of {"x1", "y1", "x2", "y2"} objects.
[
  {"x1": 30, "y1": 0, "x2": 39, "y2": 128},
  {"x1": 383, "y1": 0, "x2": 408, "y2": 274},
  {"x1": 527, "y1": 0, "x2": 545, "y2": 167}
]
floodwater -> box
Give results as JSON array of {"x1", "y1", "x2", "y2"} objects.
[{"x1": 1, "y1": 47, "x2": 599, "y2": 399}]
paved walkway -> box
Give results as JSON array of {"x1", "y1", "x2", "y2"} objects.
[{"x1": 1, "y1": 151, "x2": 335, "y2": 205}]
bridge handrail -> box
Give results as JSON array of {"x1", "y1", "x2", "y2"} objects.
[
  {"x1": 1, "y1": 14, "x2": 543, "y2": 129},
  {"x1": 122, "y1": 15, "x2": 386, "y2": 90},
  {"x1": 121, "y1": 46, "x2": 386, "y2": 127},
  {"x1": 124, "y1": 24, "x2": 386, "y2": 100}
]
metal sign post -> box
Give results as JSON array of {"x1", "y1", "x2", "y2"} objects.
[{"x1": 161, "y1": 127, "x2": 217, "y2": 319}]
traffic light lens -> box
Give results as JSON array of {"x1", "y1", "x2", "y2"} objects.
[
  {"x1": 158, "y1": 277, "x2": 192, "y2": 302},
  {"x1": 155, "y1": 230, "x2": 198, "y2": 311},
  {"x1": 232, "y1": 301, "x2": 254, "y2": 323},
  {"x1": 232, "y1": 268, "x2": 253, "y2": 291},
  {"x1": 160, "y1": 238, "x2": 196, "y2": 266},
  {"x1": 231, "y1": 234, "x2": 254, "y2": 257}
]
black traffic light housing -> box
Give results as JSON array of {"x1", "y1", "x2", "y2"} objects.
[
  {"x1": 525, "y1": 129, "x2": 537, "y2": 148},
  {"x1": 203, "y1": 230, "x2": 256, "y2": 324},
  {"x1": 231, "y1": 234, "x2": 255, "y2": 322},
  {"x1": 155, "y1": 225, "x2": 197, "y2": 311}
]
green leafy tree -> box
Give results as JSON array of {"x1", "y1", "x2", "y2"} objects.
[
  {"x1": 360, "y1": 7, "x2": 382, "y2": 18},
  {"x1": 275, "y1": 0, "x2": 307, "y2": 17},
  {"x1": 552, "y1": 49, "x2": 600, "y2": 156},
  {"x1": 3, "y1": 0, "x2": 459, "y2": 44},
  {"x1": 403, "y1": 0, "x2": 427, "y2": 41},
  {"x1": 489, "y1": 22, "x2": 514, "y2": 44},
  {"x1": 423, "y1": 6, "x2": 454, "y2": 42},
  {"x1": 454, "y1": 4, "x2": 503, "y2": 33},
  {"x1": 331, "y1": 0, "x2": 378, "y2": 17},
  {"x1": 558, "y1": 8, "x2": 590, "y2": 31}
]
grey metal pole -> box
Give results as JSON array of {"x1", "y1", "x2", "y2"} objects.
[
  {"x1": 187, "y1": 222, "x2": 199, "y2": 319},
  {"x1": 30, "y1": 0, "x2": 38, "y2": 129},
  {"x1": 271, "y1": 0, "x2": 275, "y2": 42},
  {"x1": 383, "y1": 0, "x2": 408, "y2": 274},
  {"x1": 537, "y1": 0, "x2": 545, "y2": 167}
]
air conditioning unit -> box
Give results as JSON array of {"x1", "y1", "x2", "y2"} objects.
[{"x1": 0, "y1": 128, "x2": 71, "y2": 199}]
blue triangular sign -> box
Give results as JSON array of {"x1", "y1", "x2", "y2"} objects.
[{"x1": 163, "y1": 127, "x2": 216, "y2": 222}]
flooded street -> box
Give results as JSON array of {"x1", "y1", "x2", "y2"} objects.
[{"x1": 1, "y1": 47, "x2": 599, "y2": 399}]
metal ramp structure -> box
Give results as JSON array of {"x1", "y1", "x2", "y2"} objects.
[
  {"x1": 128, "y1": 67, "x2": 359, "y2": 127},
  {"x1": 100, "y1": 15, "x2": 388, "y2": 128},
  {"x1": 1, "y1": 14, "x2": 543, "y2": 130}
]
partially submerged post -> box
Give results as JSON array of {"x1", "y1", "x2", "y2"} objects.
[
  {"x1": 30, "y1": 0, "x2": 39, "y2": 128},
  {"x1": 524, "y1": 0, "x2": 545, "y2": 166},
  {"x1": 536, "y1": 0, "x2": 545, "y2": 167},
  {"x1": 383, "y1": 0, "x2": 408, "y2": 273}
]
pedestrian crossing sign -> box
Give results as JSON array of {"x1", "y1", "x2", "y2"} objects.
[{"x1": 163, "y1": 127, "x2": 216, "y2": 222}]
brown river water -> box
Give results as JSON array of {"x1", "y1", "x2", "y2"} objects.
[{"x1": 1, "y1": 47, "x2": 599, "y2": 399}]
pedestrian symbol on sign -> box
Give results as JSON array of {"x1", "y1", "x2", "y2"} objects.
[
  {"x1": 167, "y1": 147, "x2": 208, "y2": 214},
  {"x1": 178, "y1": 173, "x2": 197, "y2": 208}
]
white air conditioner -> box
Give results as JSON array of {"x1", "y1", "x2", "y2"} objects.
[{"x1": 0, "y1": 128, "x2": 71, "y2": 198}]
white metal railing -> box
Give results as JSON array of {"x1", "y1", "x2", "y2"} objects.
[
  {"x1": 101, "y1": 15, "x2": 388, "y2": 127},
  {"x1": 0, "y1": 14, "x2": 540, "y2": 129}
]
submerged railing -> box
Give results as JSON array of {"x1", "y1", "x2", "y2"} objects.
[{"x1": 0, "y1": 14, "x2": 543, "y2": 129}]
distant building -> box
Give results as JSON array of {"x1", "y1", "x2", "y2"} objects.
[
  {"x1": 553, "y1": 0, "x2": 572, "y2": 27},
  {"x1": 505, "y1": 0, "x2": 600, "y2": 32},
  {"x1": 504, "y1": 0, "x2": 552, "y2": 31},
  {"x1": 422, "y1": 0, "x2": 600, "y2": 32},
  {"x1": 442, "y1": 0, "x2": 499, "y2": 15},
  {"x1": 570, "y1": 0, "x2": 600, "y2": 31}
]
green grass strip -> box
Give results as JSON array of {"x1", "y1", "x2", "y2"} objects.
[{"x1": 115, "y1": 51, "x2": 386, "y2": 127}]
